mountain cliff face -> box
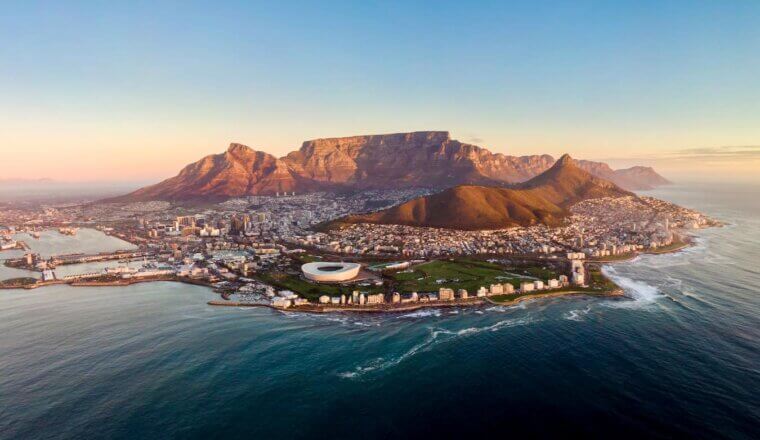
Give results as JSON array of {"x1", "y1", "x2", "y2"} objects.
[
  {"x1": 334, "y1": 154, "x2": 633, "y2": 230},
  {"x1": 282, "y1": 131, "x2": 496, "y2": 189},
  {"x1": 110, "y1": 131, "x2": 669, "y2": 202}
]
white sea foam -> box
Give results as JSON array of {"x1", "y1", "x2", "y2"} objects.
[
  {"x1": 338, "y1": 317, "x2": 536, "y2": 380},
  {"x1": 564, "y1": 306, "x2": 592, "y2": 321},
  {"x1": 337, "y1": 330, "x2": 442, "y2": 379},
  {"x1": 445, "y1": 316, "x2": 536, "y2": 336},
  {"x1": 602, "y1": 266, "x2": 662, "y2": 308},
  {"x1": 324, "y1": 316, "x2": 350, "y2": 324},
  {"x1": 395, "y1": 309, "x2": 442, "y2": 319},
  {"x1": 485, "y1": 302, "x2": 527, "y2": 313},
  {"x1": 181, "y1": 314, "x2": 215, "y2": 320}
]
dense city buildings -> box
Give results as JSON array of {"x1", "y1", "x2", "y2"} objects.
[{"x1": 0, "y1": 187, "x2": 718, "y2": 310}]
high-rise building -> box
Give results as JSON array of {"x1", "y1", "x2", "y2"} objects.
[
  {"x1": 571, "y1": 260, "x2": 585, "y2": 286},
  {"x1": 438, "y1": 288, "x2": 455, "y2": 301},
  {"x1": 230, "y1": 214, "x2": 251, "y2": 235},
  {"x1": 176, "y1": 216, "x2": 196, "y2": 228}
]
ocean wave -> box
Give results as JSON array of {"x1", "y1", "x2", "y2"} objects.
[
  {"x1": 395, "y1": 309, "x2": 442, "y2": 319},
  {"x1": 180, "y1": 314, "x2": 216, "y2": 320},
  {"x1": 444, "y1": 316, "x2": 536, "y2": 336},
  {"x1": 564, "y1": 306, "x2": 592, "y2": 321},
  {"x1": 278, "y1": 311, "x2": 383, "y2": 328},
  {"x1": 601, "y1": 266, "x2": 662, "y2": 308},
  {"x1": 663, "y1": 275, "x2": 684, "y2": 289},
  {"x1": 485, "y1": 302, "x2": 527, "y2": 313},
  {"x1": 634, "y1": 254, "x2": 691, "y2": 269},
  {"x1": 338, "y1": 317, "x2": 536, "y2": 380},
  {"x1": 337, "y1": 330, "x2": 442, "y2": 379}
]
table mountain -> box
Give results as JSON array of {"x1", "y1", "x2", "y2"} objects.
[{"x1": 108, "y1": 131, "x2": 668, "y2": 202}]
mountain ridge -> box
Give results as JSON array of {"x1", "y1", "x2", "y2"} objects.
[
  {"x1": 108, "y1": 131, "x2": 668, "y2": 202},
  {"x1": 331, "y1": 154, "x2": 634, "y2": 230}
]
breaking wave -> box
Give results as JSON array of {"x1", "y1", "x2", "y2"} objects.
[
  {"x1": 485, "y1": 302, "x2": 528, "y2": 313},
  {"x1": 338, "y1": 317, "x2": 536, "y2": 379},
  {"x1": 602, "y1": 266, "x2": 662, "y2": 308},
  {"x1": 564, "y1": 305, "x2": 592, "y2": 321},
  {"x1": 395, "y1": 309, "x2": 442, "y2": 319}
]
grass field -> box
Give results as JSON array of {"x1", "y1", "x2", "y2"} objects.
[
  {"x1": 256, "y1": 271, "x2": 383, "y2": 301},
  {"x1": 389, "y1": 259, "x2": 534, "y2": 294},
  {"x1": 587, "y1": 266, "x2": 618, "y2": 291},
  {"x1": 291, "y1": 254, "x2": 324, "y2": 264},
  {"x1": 501, "y1": 265, "x2": 559, "y2": 280},
  {"x1": 257, "y1": 258, "x2": 575, "y2": 301}
]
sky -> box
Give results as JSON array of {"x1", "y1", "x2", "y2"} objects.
[{"x1": 1, "y1": 0, "x2": 759, "y2": 183}]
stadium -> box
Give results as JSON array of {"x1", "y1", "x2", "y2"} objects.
[{"x1": 301, "y1": 262, "x2": 362, "y2": 282}]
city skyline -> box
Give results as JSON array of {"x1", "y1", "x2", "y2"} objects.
[{"x1": 2, "y1": 1, "x2": 759, "y2": 182}]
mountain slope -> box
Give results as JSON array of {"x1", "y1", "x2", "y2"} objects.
[
  {"x1": 109, "y1": 131, "x2": 667, "y2": 202},
  {"x1": 110, "y1": 144, "x2": 301, "y2": 202},
  {"x1": 334, "y1": 154, "x2": 633, "y2": 230}
]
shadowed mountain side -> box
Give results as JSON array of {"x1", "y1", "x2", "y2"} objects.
[
  {"x1": 331, "y1": 154, "x2": 633, "y2": 230},
  {"x1": 336, "y1": 185, "x2": 567, "y2": 230}
]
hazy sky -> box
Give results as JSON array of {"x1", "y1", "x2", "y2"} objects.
[{"x1": 2, "y1": 1, "x2": 759, "y2": 182}]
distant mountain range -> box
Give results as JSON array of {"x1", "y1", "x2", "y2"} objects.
[
  {"x1": 332, "y1": 154, "x2": 633, "y2": 230},
  {"x1": 109, "y1": 131, "x2": 669, "y2": 202}
]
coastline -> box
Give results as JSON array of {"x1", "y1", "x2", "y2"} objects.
[
  {"x1": 209, "y1": 297, "x2": 487, "y2": 314},
  {"x1": 586, "y1": 238, "x2": 693, "y2": 263},
  {"x1": 2, "y1": 234, "x2": 698, "y2": 313},
  {"x1": 207, "y1": 288, "x2": 626, "y2": 314},
  {"x1": 0, "y1": 275, "x2": 217, "y2": 290}
]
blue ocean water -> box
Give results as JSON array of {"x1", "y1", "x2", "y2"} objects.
[{"x1": 1, "y1": 183, "x2": 758, "y2": 439}]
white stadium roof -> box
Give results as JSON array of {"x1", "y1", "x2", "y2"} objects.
[{"x1": 301, "y1": 262, "x2": 361, "y2": 282}]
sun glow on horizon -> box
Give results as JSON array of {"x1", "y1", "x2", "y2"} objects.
[{"x1": 1, "y1": 2, "x2": 758, "y2": 183}]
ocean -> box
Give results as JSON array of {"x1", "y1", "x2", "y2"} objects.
[{"x1": 1, "y1": 183, "x2": 758, "y2": 439}]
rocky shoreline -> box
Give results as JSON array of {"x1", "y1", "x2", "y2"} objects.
[{"x1": 207, "y1": 288, "x2": 626, "y2": 314}]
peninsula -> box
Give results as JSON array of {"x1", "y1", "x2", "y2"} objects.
[{"x1": 0, "y1": 139, "x2": 718, "y2": 314}]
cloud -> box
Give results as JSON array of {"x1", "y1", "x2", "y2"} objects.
[
  {"x1": 599, "y1": 145, "x2": 760, "y2": 164},
  {"x1": 667, "y1": 145, "x2": 760, "y2": 161},
  {"x1": 468, "y1": 136, "x2": 484, "y2": 144}
]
